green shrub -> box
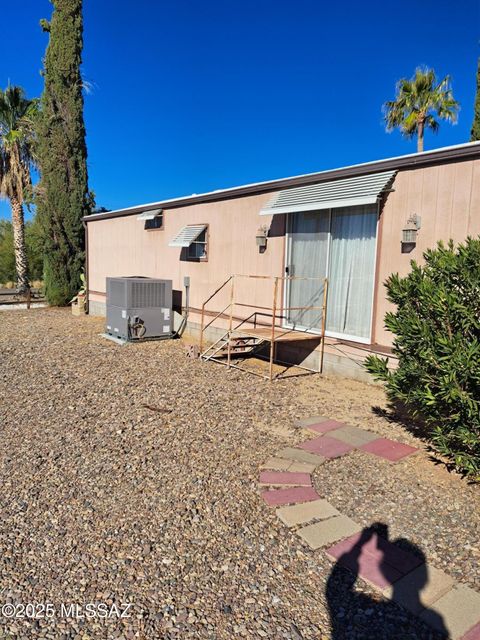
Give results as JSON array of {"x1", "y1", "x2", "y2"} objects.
[
  {"x1": 0, "y1": 220, "x2": 16, "y2": 283},
  {"x1": 365, "y1": 237, "x2": 480, "y2": 478},
  {"x1": 0, "y1": 218, "x2": 44, "y2": 285}
]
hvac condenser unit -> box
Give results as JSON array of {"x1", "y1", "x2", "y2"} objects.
[{"x1": 106, "y1": 277, "x2": 173, "y2": 341}]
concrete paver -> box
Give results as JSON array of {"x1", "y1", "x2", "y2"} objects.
[
  {"x1": 461, "y1": 621, "x2": 480, "y2": 640},
  {"x1": 294, "y1": 416, "x2": 330, "y2": 428},
  {"x1": 276, "y1": 499, "x2": 340, "y2": 527},
  {"x1": 261, "y1": 486, "x2": 320, "y2": 507},
  {"x1": 328, "y1": 425, "x2": 380, "y2": 447},
  {"x1": 299, "y1": 435, "x2": 355, "y2": 458},
  {"x1": 288, "y1": 461, "x2": 317, "y2": 473},
  {"x1": 297, "y1": 515, "x2": 361, "y2": 550},
  {"x1": 276, "y1": 447, "x2": 326, "y2": 466},
  {"x1": 360, "y1": 438, "x2": 418, "y2": 462},
  {"x1": 260, "y1": 457, "x2": 316, "y2": 473},
  {"x1": 383, "y1": 564, "x2": 455, "y2": 615},
  {"x1": 304, "y1": 420, "x2": 346, "y2": 434},
  {"x1": 259, "y1": 471, "x2": 312, "y2": 487},
  {"x1": 420, "y1": 584, "x2": 480, "y2": 639},
  {"x1": 328, "y1": 531, "x2": 423, "y2": 574},
  {"x1": 326, "y1": 531, "x2": 423, "y2": 589},
  {"x1": 260, "y1": 457, "x2": 293, "y2": 472}
]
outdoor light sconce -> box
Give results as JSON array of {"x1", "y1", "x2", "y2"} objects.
[
  {"x1": 256, "y1": 225, "x2": 268, "y2": 251},
  {"x1": 401, "y1": 214, "x2": 421, "y2": 252}
]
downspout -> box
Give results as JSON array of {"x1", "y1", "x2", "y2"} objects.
[{"x1": 83, "y1": 219, "x2": 89, "y2": 314}]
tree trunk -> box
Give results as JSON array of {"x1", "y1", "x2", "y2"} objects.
[
  {"x1": 417, "y1": 118, "x2": 425, "y2": 153},
  {"x1": 10, "y1": 198, "x2": 30, "y2": 293}
]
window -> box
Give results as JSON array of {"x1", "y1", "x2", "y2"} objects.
[
  {"x1": 144, "y1": 214, "x2": 163, "y2": 230},
  {"x1": 168, "y1": 224, "x2": 208, "y2": 260},
  {"x1": 187, "y1": 228, "x2": 208, "y2": 259}
]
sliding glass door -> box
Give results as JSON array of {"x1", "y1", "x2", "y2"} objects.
[
  {"x1": 286, "y1": 204, "x2": 378, "y2": 342},
  {"x1": 286, "y1": 212, "x2": 329, "y2": 330}
]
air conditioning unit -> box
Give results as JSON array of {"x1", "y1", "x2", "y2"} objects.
[{"x1": 106, "y1": 277, "x2": 173, "y2": 341}]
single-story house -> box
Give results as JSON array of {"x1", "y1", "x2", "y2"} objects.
[{"x1": 84, "y1": 141, "x2": 480, "y2": 381}]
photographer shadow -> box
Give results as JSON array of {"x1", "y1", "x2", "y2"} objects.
[{"x1": 326, "y1": 523, "x2": 448, "y2": 639}]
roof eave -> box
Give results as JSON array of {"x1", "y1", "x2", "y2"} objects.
[{"x1": 83, "y1": 142, "x2": 480, "y2": 223}]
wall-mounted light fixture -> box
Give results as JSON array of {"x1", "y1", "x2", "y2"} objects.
[
  {"x1": 256, "y1": 225, "x2": 268, "y2": 250},
  {"x1": 401, "y1": 214, "x2": 421, "y2": 251}
]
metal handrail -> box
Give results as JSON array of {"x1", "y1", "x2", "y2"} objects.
[
  {"x1": 233, "y1": 274, "x2": 327, "y2": 281},
  {"x1": 202, "y1": 275, "x2": 233, "y2": 306},
  {"x1": 202, "y1": 303, "x2": 232, "y2": 333},
  {"x1": 199, "y1": 273, "x2": 328, "y2": 380},
  {"x1": 200, "y1": 275, "x2": 234, "y2": 353}
]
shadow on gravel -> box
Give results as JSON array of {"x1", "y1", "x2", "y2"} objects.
[
  {"x1": 371, "y1": 403, "x2": 430, "y2": 441},
  {"x1": 371, "y1": 404, "x2": 459, "y2": 475},
  {"x1": 326, "y1": 523, "x2": 448, "y2": 639}
]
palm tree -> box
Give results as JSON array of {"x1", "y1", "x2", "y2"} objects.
[
  {"x1": 383, "y1": 67, "x2": 460, "y2": 152},
  {"x1": 0, "y1": 86, "x2": 38, "y2": 292}
]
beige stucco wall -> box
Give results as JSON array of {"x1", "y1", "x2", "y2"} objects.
[
  {"x1": 373, "y1": 158, "x2": 480, "y2": 346},
  {"x1": 87, "y1": 157, "x2": 480, "y2": 349},
  {"x1": 87, "y1": 192, "x2": 286, "y2": 325}
]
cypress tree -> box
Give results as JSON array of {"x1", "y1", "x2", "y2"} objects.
[
  {"x1": 471, "y1": 58, "x2": 480, "y2": 142},
  {"x1": 37, "y1": 0, "x2": 90, "y2": 305}
]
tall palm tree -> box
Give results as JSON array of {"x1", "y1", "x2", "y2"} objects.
[
  {"x1": 383, "y1": 67, "x2": 460, "y2": 152},
  {"x1": 0, "y1": 86, "x2": 38, "y2": 292}
]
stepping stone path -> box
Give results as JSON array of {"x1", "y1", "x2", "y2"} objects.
[
  {"x1": 259, "y1": 471, "x2": 312, "y2": 486},
  {"x1": 257, "y1": 415, "x2": 480, "y2": 639}
]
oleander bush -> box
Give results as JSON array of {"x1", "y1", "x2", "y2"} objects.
[{"x1": 365, "y1": 237, "x2": 480, "y2": 479}]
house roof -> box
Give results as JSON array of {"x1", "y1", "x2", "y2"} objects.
[{"x1": 84, "y1": 141, "x2": 480, "y2": 223}]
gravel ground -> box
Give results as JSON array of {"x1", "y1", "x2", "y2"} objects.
[{"x1": 0, "y1": 308, "x2": 478, "y2": 640}]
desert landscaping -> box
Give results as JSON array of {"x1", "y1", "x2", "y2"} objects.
[{"x1": 0, "y1": 309, "x2": 478, "y2": 639}]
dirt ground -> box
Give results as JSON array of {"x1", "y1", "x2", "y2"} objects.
[{"x1": 0, "y1": 308, "x2": 477, "y2": 639}]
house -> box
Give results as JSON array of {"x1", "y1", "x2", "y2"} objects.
[{"x1": 84, "y1": 142, "x2": 480, "y2": 381}]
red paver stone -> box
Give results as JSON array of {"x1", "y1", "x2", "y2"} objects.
[
  {"x1": 371, "y1": 538, "x2": 423, "y2": 575},
  {"x1": 360, "y1": 438, "x2": 418, "y2": 462},
  {"x1": 327, "y1": 531, "x2": 423, "y2": 589},
  {"x1": 261, "y1": 486, "x2": 319, "y2": 507},
  {"x1": 345, "y1": 548, "x2": 403, "y2": 589},
  {"x1": 259, "y1": 471, "x2": 311, "y2": 486},
  {"x1": 307, "y1": 420, "x2": 346, "y2": 434},
  {"x1": 299, "y1": 435, "x2": 354, "y2": 458},
  {"x1": 462, "y1": 621, "x2": 480, "y2": 640}
]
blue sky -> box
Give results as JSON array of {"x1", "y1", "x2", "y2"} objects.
[{"x1": 0, "y1": 0, "x2": 479, "y2": 219}]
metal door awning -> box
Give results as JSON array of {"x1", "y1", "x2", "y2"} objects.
[
  {"x1": 137, "y1": 208, "x2": 163, "y2": 221},
  {"x1": 168, "y1": 224, "x2": 207, "y2": 247},
  {"x1": 259, "y1": 170, "x2": 396, "y2": 215}
]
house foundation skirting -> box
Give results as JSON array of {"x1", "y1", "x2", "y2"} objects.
[
  {"x1": 89, "y1": 299, "x2": 107, "y2": 317},
  {"x1": 180, "y1": 321, "x2": 376, "y2": 384},
  {"x1": 88, "y1": 299, "x2": 388, "y2": 383}
]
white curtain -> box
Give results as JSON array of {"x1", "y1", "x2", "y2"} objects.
[
  {"x1": 326, "y1": 205, "x2": 377, "y2": 339},
  {"x1": 288, "y1": 212, "x2": 329, "y2": 330}
]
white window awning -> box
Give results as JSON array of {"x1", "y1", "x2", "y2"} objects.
[
  {"x1": 169, "y1": 224, "x2": 207, "y2": 247},
  {"x1": 137, "y1": 208, "x2": 163, "y2": 221},
  {"x1": 259, "y1": 171, "x2": 396, "y2": 216}
]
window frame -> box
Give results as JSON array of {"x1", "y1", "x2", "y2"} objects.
[
  {"x1": 144, "y1": 214, "x2": 164, "y2": 231},
  {"x1": 186, "y1": 224, "x2": 209, "y2": 262}
]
